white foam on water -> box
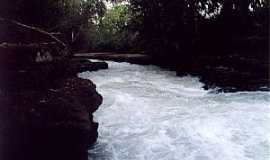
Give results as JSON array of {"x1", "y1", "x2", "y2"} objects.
[{"x1": 79, "y1": 61, "x2": 270, "y2": 160}]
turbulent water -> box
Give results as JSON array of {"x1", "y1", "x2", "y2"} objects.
[{"x1": 79, "y1": 61, "x2": 270, "y2": 160}]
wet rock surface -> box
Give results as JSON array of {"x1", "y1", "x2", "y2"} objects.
[{"x1": 69, "y1": 58, "x2": 108, "y2": 74}]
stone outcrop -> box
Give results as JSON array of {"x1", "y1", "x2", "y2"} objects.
[
  {"x1": 0, "y1": 17, "x2": 105, "y2": 160},
  {"x1": 0, "y1": 77, "x2": 102, "y2": 160},
  {"x1": 69, "y1": 58, "x2": 108, "y2": 74}
]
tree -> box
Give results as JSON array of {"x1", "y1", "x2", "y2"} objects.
[
  {"x1": 0, "y1": 0, "x2": 106, "y2": 45},
  {"x1": 129, "y1": 0, "x2": 268, "y2": 60},
  {"x1": 91, "y1": 2, "x2": 139, "y2": 51}
]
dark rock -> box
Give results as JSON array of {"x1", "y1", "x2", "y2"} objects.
[
  {"x1": 176, "y1": 55, "x2": 269, "y2": 92},
  {"x1": 0, "y1": 18, "x2": 102, "y2": 160},
  {"x1": 74, "y1": 53, "x2": 152, "y2": 65},
  {"x1": 68, "y1": 58, "x2": 108, "y2": 74},
  {"x1": 0, "y1": 77, "x2": 102, "y2": 160}
]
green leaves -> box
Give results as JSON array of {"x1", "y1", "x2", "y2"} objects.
[
  {"x1": 0, "y1": 0, "x2": 106, "y2": 44},
  {"x1": 92, "y1": 3, "x2": 138, "y2": 51}
]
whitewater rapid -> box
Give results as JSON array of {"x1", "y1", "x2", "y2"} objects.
[{"x1": 79, "y1": 61, "x2": 270, "y2": 160}]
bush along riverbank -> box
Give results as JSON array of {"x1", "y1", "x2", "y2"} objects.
[
  {"x1": 152, "y1": 49, "x2": 269, "y2": 92},
  {"x1": 75, "y1": 50, "x2": 269, "y2": 93},
  {"x1": 0, "y1": 18, "x2": 108, "y2": 160}
]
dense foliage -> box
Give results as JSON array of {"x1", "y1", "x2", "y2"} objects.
[
  {"x1": 129, "y1": 0, "x2": 269, "y2": 65},
  {"x1": 0, "y1": 0, "x2": 268, "y2": 56},
  {"x1": 70, "y1": 2, "x2": 142, "y2": 52},
  {"x1": 91, "y1": 3, "x2": 140, "y2": 51},
  {"x1": 0, "y1": 0, "x2": 106, "y2": 46}
]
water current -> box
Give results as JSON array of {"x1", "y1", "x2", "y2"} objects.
[{"x1": 79, "y1": 61, "x2": 269, "y2": 160}]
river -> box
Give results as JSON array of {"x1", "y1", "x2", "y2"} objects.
[{"x1": 79, "y1": 61, "x2": 269, "y2": 160}]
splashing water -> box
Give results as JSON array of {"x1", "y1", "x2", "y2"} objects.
[{"x1": 79, "y1": 61, "x2": 270, "y2": 160}]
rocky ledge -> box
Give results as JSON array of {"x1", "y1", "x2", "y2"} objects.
[
  {"x1": 0, "y1": 57, "x2": 107, "y2": 160},
  {"x1": 0, "y1": 75, "x2": 103, "y2": 160},
  {"x1": 0, "y1": 17, "x2": 107, "y2": 160},
  {"x1": 74, "y1": 53, "x2": 152, "y2": 65}
]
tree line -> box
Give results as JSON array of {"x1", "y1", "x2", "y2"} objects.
[
  {"x1": 0, "y1": 0, "x2": 106, "y2": 50},
  {"x1": 0, "y1": 0, "x2": 268, "y2": 59},
  {"x1": 129, "y1": 0, "x2": 269, "y2": 65}
]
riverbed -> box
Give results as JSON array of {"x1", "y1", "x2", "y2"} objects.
[{"x1": 79, "y1": 61, "x2": 269, "y2": 160}]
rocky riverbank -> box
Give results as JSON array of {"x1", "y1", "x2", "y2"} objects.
[
  {"x1": 0, "y1": 59, "x2": 107, "y2": 160},
  {"x1": 76, "y1": 52, "x2": 269, "y2": 92},
  {"x1": 74, "y1": 52, "x2": 152, "y2": 65},
  {"x1": 0, "y1": 17, "x2": 109, "y2": 160},
  {"x1": 175, "y1": 54, "x2": 269, "y2": 92}
]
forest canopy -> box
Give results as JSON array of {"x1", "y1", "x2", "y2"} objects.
[
  {"x1": 0, "y1": 0, "x2": 106, "y2": 47},
  {"x1": 129, "y1": 0, "x2": 269, "y2": 55},
  {"x1": 0, "y1": 0, "x2": 268, "y2": 57}
]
